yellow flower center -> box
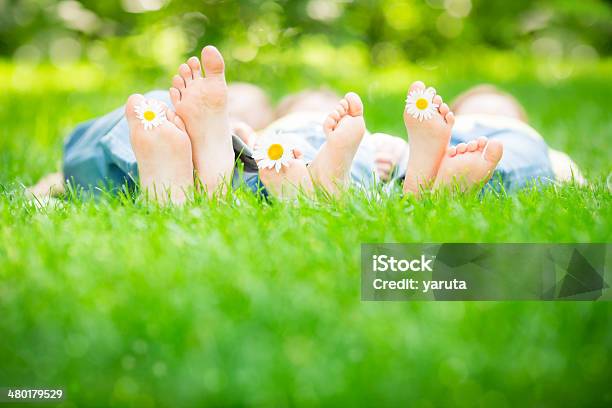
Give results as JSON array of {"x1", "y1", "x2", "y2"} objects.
[
  {"x1": 144, "y1": 111, "x2": 156, "y2": 121},
  {"x1": 416, "y1": 98, "x2": 428, "y2": 110},
  {"x1": 267, "y1": 143, "x2": 284, "y2": 160}
]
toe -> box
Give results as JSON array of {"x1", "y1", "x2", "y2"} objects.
[
  {"x1": 173, "y1": 114, "x2": 187, "y2": 132},
  {"x1": 456, "y1": 143, "x2": 468, "y2": 154},
  {"x1": 477, "y1": 136, "x2": 488, "y2": 149},
  {"x1": 125, "y1": 94, "x2": 145, "y2": 126},
  {"x1": 345, "y1": 92, "x2": 363, "y2": 116},
  {"x1": 179, "y1": 63, "x2": 193, "y2": 83},
  {"x1": 447, "y1": 146, "x2": 457, "y2": 157},
  {"x1": 445, "y1": 111, "x2": 455, "y2": 126},
  {"x1": 483, "y1": 140, "x2": 504, "y2": 164},
  {"x1": 166, "y1": 109, "x2": 176, "y2": 122},
  {"x1": 172, "y1": 75, "x2": 185, "y2": 90},
  {"x1": 323, "y1": 116, "x2": 336, "y2": 134},
  {"x1": 293, "y1": 148, "x2": 304, "y2": 160},
  {"x1": 169, "y1": 87, "x2": 181, "y2": 106},
  {"x1": 330, "y1": 111, "x2": 341, "y2": 122},
  {"x1": 467, "y1": 141, "x2": 478, "y2": 152},
  {"x1": 408, "y1": 81, "x2": 426, "y2": 94},
  {"x1": 439, "y1": 102, "x2": 449, "y2": 115},
  {"x1": 433, "y1": 94, "x2": 442, "y2": 106},
  {"x1": 339, "y1": 98, "x2": 349, "y2": 113},
  {"x1": 187, "y1": 56, "x2": 202, "y2": 78},
  {"x1": 201, "y1": 45, "x2": 225, "y2": 77}
]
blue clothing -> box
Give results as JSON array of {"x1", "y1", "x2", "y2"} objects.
[{"x1": 450, "y1": 121, "x2": 554, "y2": 192}]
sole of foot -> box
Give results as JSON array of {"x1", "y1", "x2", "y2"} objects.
[
  {"x1": 170, "y1": 45, "x2": 234, "y2": 197},
  {"x1": 259, "y1": 149, "x2": 314, "y2": 200},
  {"x1": 308, "y1": 92, "x2": 366, "y2": 195},
  {"x1": 126, "y1": 94, "x2": 194, "y2": 205},
  {"x1": 402, "y1": 81, "x2": 454, "y2": 195},
  {"x1": 434, "y1": 137, "x2": 504, "y2": 191}
]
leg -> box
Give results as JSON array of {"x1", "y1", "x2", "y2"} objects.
[
  {"x1": 402, "y1": 81, "x2": 454, "y2": 195},
  {"x1": 126, "y1": 94, "x2": 194, "y2": 204},
  {"x1": 170, "y1": 46, "x2": 234, "y2": 197}
]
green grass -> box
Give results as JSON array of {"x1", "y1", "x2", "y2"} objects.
[{"x1": 1, "y1": 52, "x2": 611, "y2": 407}]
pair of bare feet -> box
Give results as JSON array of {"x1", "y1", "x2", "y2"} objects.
[
  {"x1": 128, "y1": 45, "x2": 503, "y2": 204},
  {"x1": 128, "y1": 46, "x2": 234, "y2": 204},
  {"x1": 402, "y1": 81, "x2": 504, "y2": 194}
]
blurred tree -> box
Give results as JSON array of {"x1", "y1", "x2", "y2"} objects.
[{"x1": 0, "y1": 0, "x2": 610, "y2": 63}]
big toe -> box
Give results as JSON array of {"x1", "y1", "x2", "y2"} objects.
[
  {"x1": 345, "y1": 92, "x2": 363, "y2": 117},
  {"x1": 409, "y1": 81, "x2": 426, "y2": 93},
  {"x1": 483, "y1": 140, "x2": 503, "y2": 164},
  {"x1": 201, "y1": 45, "x2": 225, "y2": 77},
  {"x1": 125, "y1": 94, "x2": 146, "y2": 126}
]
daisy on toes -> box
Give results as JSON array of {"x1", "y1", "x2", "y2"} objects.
[
  {"x1": 406, "y1": 87, "x2": 439, "y2": 122},
  {"x1": 135, "y1": 100, "x2": 166, "y2": 130},
  {"x1": 127, "y1": 95, "x2": 194, "y2": 205},
  {"x1": 402, "y1": 81, "x2": 454, "y2": 196},
  {"x1": 255, "y1": 132, "x2": 313, "y2": 199},
  {"x1": 254, "y1": 131, "x2": 294, "y2": 173}
]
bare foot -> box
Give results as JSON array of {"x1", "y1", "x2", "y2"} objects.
[
  {"x1": 259, "y1": 149, "x2": 313, "y2": 200},
  {"x1": 126, "y1": 94, "x2": 194, "y2": 204},
  {"x1": 308, "y1": 92, "x2": 366, "y2": 195},
  {"x1": 26, "y1": 172, "x2": 65, "y2": 199},
  {"x1": 170, "y1": 45, "x2": 234, "y2": 197},
  {"x1": 402, "y1": 81, "x2": 454, "y2": 194},
  {"x1": 434, "y1": 137, "x2": 504, "y2": 190},
  {"x1": 370, "y1": 133, "x2": 409, "y2": 181}
]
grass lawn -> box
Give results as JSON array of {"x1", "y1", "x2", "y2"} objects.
[{"x1": 1, "y1": 51, "x2": 611, "y2": 406}]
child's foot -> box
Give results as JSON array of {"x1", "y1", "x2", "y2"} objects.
[
  {"x1": 126, "y1": 94, "x2": 194, "y2": 204},
  {"x1": 27, "y1": 172, "x2": 65, "y2": 199},
  {"x1": 434, "y1": 137, "x2": 504, "y2": 190},
  {"x1": 402, "y1": 81, "x2": 454, "y2": 194},
  {"x1": 259, "y1": 149, "x2": 314, "y2": 200},
  {"x1": 308, "y1": 92, "x2": 366, "y2": 195},
  {"x1": 170, "y1": 45, "x2": 234, "y2": 197}
]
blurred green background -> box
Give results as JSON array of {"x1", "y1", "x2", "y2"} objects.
[
  {"x1": 1, "y1": 1, "x2": 611, "y2": 407},
  {"x1": 2, "y1": 0, "x2": 611, "y2": 74}
]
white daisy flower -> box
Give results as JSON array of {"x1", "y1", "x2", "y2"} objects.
[
  {"x1": 405, "y1": 87, "x2": 439, "y2": 122},
  {"x1": 253, "y1": 131, "x2": 294, "y2": 173},
  {"x1": 135, "y1": 99, "x2": 166, "y2": 130}
]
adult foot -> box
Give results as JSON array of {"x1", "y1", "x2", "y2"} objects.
[
  {"x1": 126, "y1": 94, "x2": 194, "y2": 204},
  {"x1": 170, "y1": 45, "x2": 234, "y2": 197},
  {"x1": 308, "y1": 92, "x2": 366, "y2": 195},
  {"x1": 259, "y1": 149, "x2": 314, "y2": 200},
  {"x1": 402, "y1": 81, "x2": 454, "y2": 194},
  {"x1": 434, "y1": 137, "x2": 504, "y2": 190}
]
